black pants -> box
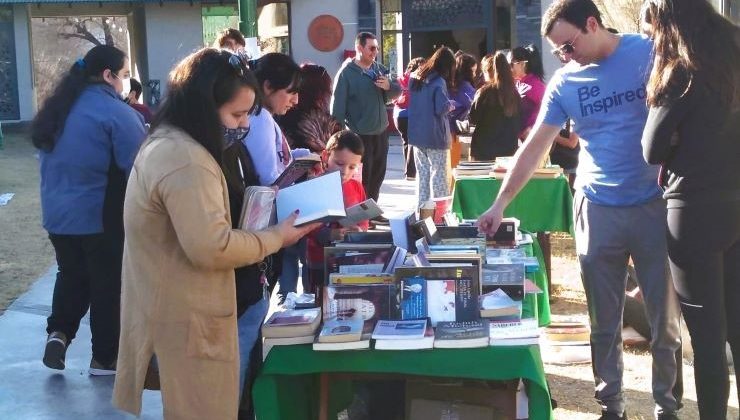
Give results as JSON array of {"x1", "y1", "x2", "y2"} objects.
[
  {"x1": 359, "y1": 131, "x2": 390, "y2": 202},
  {"x1": 47, "y1": 232, "x2": 123, "y2": 365},
  {"x1": 393, "y1": 115, "x2": 416, "y2": 179},
  {"x1": 667, "y1": 199, "x2": 740, "y2": 419}
]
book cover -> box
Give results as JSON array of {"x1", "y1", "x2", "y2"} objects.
[
  {"x1": 479, "y1": 289, "x2": 522, "y2": 320},
  {"x1": 338, "y1": 199, "x2": 383, "y2": 228},
  {"x1": 324, "y1": 247, "x2": 396, "y2": 282},
  {"x1": 276, "y1": 170, "x2": 346, "y2": 226},
  {"x1": 371, "y1": 319, "x2": 427, "y2": 340},
  {"x1": 389, "y1": 211, "x2": 419, "y2": 253},
  {"x1": 323, "y1": 284, "x2": 400, "y2": 333},
  {"x1": 238, "y1": 186, "x2": 275, "y2": 231},
  {"x1": 482, "y1": 264, "x2": 525, "y2": 290},
  {"x1": 394, "y1": 266, "x2": 479, "y2": 327},
  {"x1": 271, "y1": 154, "x2": 321, "y2": 189},
  {"x1": 434, "y1": 320, "x2": 490, "y2": 349},
  {"x1": 485, "y1": 248, "x2": 526, "y2": 259},
  {"x1": 317, "y1": 318, "x2": 364, "y2": 343},
  {"x1": 400, "y1": 276, "x2": 427, "y2": 320}
]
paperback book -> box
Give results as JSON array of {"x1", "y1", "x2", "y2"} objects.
[
  {"x1": 271, "y1": 154, "x2": 321, "y2": 189},
  {"x1": 371, "y1": 319, "x2": 428, "y2": 340},
  {"x1": 338, "y1": 199, "x2": 384, "y2": 228},
  {"x1": 261, "y1": 308, "x2": 322, "y2": 338},
  {"x1": 374, "y1": 321, "x2": 435, "y2": 350},
  {"x1": 433, "y1": 320, "x2": 490, "y2": 349}
]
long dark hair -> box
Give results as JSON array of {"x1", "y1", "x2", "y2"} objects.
[
  {"x1": 412, "y1": 46, "x2": 456, "y2": 91},
  {"x1": 151, "y1": 48, "x2": 261, "y2": 163},
  {"x1": 454, "y1": 52, "x2": 478, "y2": 88},
  {"x1": 644, "y1": 0, "x2": 740, "y2": 108},
  {"x1": 480, "y1": 52, "x2": 519, "y2": 117},
  {"x1": 250, "y1": 53, "x2": 302, "y2": 94},
  {"x1": 510, "y1": 44, "x2": 545, "y2": 81},
  {"x1": 31, "y1": 45, "x2": 126, "y2": 152},
  {"x1": 294, "y1": 63, "x2": 332, "y2": 112}
]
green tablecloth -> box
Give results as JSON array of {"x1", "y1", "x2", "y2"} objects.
[
  {"x1": 521, "y1": 238, "x2": 550, "y2": 326},
  {"x1": 452, "y1": 176, "x2": 574, "y2": 234},
  {"x1": 253, "y1": 344, "x2": 553, "y2": 420}
]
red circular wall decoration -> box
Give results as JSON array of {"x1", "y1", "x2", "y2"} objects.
[{"x1": 308, "y1": 15, "x2": 344, "y2": 52}]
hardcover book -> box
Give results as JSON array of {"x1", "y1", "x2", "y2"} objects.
[
  {"x1": 374, "y1": 321, "x2": 435, "y2": 350},
  {"x1": 276, "y1": 170, "x2": 346, "y2": 226},
  {"x1": 479, "y1": 289, "x2": 522, "y2": 320},
  {"x1": 433, "y1": 320, "x2": 490, "y2": 349},
  {"x1": 481, "y1": 263, "x2": 526, "y2": 297},
  {"x1": 324, "y1": 246, "x2": 396, "y2": 283},
  {"x1": 271, "y1": 154, "x2": 321, "y2": 189},
  {"x1": 261, "y1": 308, "x2": 322, "y2": 338}
]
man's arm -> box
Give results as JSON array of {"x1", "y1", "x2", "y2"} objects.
[
  {"x1": 477, "y1": 122, "x2": 561, "y2": 234},
  {"x1": 330, "y1": 71, "x2": 349, "y2": 128}
]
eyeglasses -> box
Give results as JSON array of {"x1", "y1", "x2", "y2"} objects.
[
  {"x1": 111, "y1": 72, "x2": 130, "y2": 80},
  {"x1": 551, "y1": 31, "x2": 582, "y2": 59},
  {"x1": 510, "y1": 60, "x2": 528, "y2": 67}
]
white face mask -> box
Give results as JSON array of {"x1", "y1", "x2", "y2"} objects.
[{"x1": 121, "y1": 78, "x2": 131, "y2": 99}]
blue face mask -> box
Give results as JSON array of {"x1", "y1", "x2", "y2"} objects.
[{"x1": 223, "y1": 125, "x2": 250, "y2": 147}]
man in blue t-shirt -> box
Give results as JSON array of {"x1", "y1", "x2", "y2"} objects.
[{"x1": 478, "y1": 1, "x2": 682, "y2": 419}]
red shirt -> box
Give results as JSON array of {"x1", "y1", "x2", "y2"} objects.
[{"x1": 306, "y1": 179, "x2": 368, "y2": 264}]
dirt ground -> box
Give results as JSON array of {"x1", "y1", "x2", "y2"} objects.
[
  {"x1": 0, "y1": 132, "x2": 54, "y2": 315},
  {"x1": 0, "y1": 133, "x2": 738, "y2": 418}
]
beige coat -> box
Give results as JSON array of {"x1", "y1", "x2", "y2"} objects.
[{"x1": 112, "y1": 125, "x2": 283, "y2": 419}]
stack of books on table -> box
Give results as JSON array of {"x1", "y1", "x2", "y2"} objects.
[
  {"x1": 261, "y1": 307, "x2": 322, "y2": 358},
  {"x1": 491, "y1": 157, "x2": 563, "y2": 179},
  {"x1": 433, "y1": 320, "x2": 490, "y2": 349},
  {"x1": 452, "y1": 161, "x2": 496, "y2": 179}
]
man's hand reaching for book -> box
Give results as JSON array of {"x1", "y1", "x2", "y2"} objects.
[{"x1": 276, "y1": 211, "x2": 321, "y2": 248}]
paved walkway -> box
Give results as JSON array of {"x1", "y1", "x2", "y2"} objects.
[{"x1": 0, "y1": 136, "x2": 416, "y2": 419}]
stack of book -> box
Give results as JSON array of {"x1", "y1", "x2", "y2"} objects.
[
  {"x1": 372, "y1": 319, "x2": 434, "y2": 350},
  {"x1": 262, "y1": 308, "x2": 322, "y2": 358},
  {"x1": 491, "y1": 157, "x2": 564, "y2": 179},
  {"x1": 541, "y1": 318, "x2": 592, "y2": 365},
  {"x1": 452, "y1": 161, "x2": 496, "y2": 179}
]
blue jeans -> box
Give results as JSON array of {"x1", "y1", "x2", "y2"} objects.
[
  {"x1": 278, "y1": 238, "x2": 308, "y2": 297},
  {"x1": 237, "y1": 296, "x2": 269, "y2": 394}
]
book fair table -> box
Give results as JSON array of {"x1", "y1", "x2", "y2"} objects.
[
  {"x1": 253, "y1": 343, "x2": 553, "y2": 420},
  {"x1": 452, "y1": 175, "x2": 574, "y2": 297}
]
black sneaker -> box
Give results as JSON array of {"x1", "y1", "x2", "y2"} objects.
[
  {"x1": 370, "y1": 215, "x2": 389, "y2": 225},
  {"x1": 89, "y1": 358, "x2": 116, "y2": 376},
  {"x1": 599, "y1": 411, "x2": 627, "y2": 420},
  {"x1": 43, "y1": 331, "x2": 68, "y2": 370}
]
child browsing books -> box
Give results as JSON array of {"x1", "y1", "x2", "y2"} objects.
[{"x1": 306, "y1": 130, "x2": 369, "y2": 294}]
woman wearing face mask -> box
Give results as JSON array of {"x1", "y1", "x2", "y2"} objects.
[
  {"x1": 31, "y1": 45, "x2": 146, "y2": 375},
  {"x1": 112, "y1": 48, "x2": 317, "y2": 419}
]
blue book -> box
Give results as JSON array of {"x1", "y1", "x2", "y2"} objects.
[{"x1": 400, "y1": 276, "x2": 427, "y2": 319}]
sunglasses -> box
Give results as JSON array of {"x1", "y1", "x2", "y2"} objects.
[
  {"x1": 228, "y1": 52, "x2": 250, "y2": 77},
  {"x1": 551, "y1": 31, "x2": 582, "y2": 59}
]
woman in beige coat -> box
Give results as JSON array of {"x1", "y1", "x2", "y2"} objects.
[{"x1": 113, "y1": 48, "x2": 316, "y2": 419}]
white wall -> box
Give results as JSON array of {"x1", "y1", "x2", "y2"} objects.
[
  {"x1": 541, "y1": 0, "x2": 560, "y2": 82},
  {"x1": 143, "y1": 2, "x2": 204, "y2": 97},
  {"x1": 289, "y1": 0, "x2": 358, "y2": 78},
  {"x1": 12, "y1": 5, "x2": 35, "y2": 121}
]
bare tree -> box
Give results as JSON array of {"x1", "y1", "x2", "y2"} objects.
[
  {"x1": 57, "y1": 17, "x2": 116, "y2": 46},
  {"x1": 594, "y1": 0, "x2": 643, "y2": 33}
]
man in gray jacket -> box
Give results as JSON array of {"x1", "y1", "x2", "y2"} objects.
[{"x1": 331, "y1": 32, "x2": 401, "y2": 208}]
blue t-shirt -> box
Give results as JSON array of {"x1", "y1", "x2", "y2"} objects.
[{"x1": 540, "y1": 34, "x2": 662, "y2": 206}]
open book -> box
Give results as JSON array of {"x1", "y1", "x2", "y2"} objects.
[
  {"x1": 337, "y1": 199, "x2": 383, "y2": 227},
  {"x1": 271, "y1": 154, "x2": 321, "y2": 189},
  {"x1": 276, "y1": 170, "x2": 346, "y2": 226}
]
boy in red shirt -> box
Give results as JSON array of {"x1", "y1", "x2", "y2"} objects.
[{"x1": 306, "y1": 130, "x2": 368, "y2": 294}]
